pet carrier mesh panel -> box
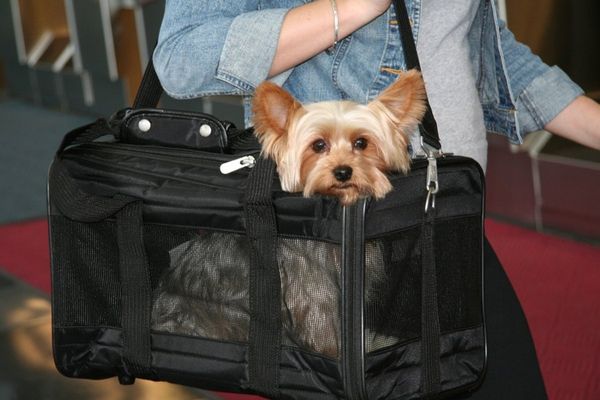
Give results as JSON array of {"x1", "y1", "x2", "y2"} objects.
[{"x1": 49, "y1": 139, "x2": 486, "y2": 400}]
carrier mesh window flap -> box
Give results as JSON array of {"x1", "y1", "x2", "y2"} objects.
[
  {"x1": 366, "y1": 215, "x2": 482, "y2": 347},
  {"x1": 51, "y1": 217, "x2": 122, "y2": 327}
]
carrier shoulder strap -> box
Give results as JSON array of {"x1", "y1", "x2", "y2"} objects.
[
  {"x1": 392, "y1": 0, "x2": 441, "y2": 151},
  {"x1": 392, "y1": 1, "x2": 442, "y2": 396},
  {"x1": 133, "y1": 57, "x2": 164, "y2": 109}
]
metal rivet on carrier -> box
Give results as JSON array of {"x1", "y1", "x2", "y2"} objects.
[
  {"x1": 138, "y1": 119, "x2": 151, "y2": 132},
  {"x1": 199, "y1": 124, "x2": 212, "y2": 137}
]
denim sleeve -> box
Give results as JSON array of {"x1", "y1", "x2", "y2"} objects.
[
  {"x1": 497, "y1": 18, "x2": 584, "y2": 133},
  {"x1": 153, "y1": 0, "x2": 292, "y2": 99}
]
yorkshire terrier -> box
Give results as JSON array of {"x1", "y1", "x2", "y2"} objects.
[
  {"x1": 151, "y1": 74, "x2": 425, "y2": 358},
  {"x1": 252, "y1": 69, "x2": 427, "y2": 205},
  {"x1": 151, "y1": 232, "x2": 396, "y2": 358}
]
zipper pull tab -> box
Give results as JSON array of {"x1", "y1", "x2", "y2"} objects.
[{"x1": 219, "y1": 155, "x2": 256, "y2": 175}]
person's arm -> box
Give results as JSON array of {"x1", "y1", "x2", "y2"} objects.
[
  {"x1": 153, "y1": 0, "x2": 275, "y2": 98},
  {"x1": 269, "y1": 0, "x2": 390, "y2": 77},
  {"x1": 494, "y1": 18, "x2": 585, "y2": 138},
  {"x1": 544, "y1": 96, "x2": 600, "y2": 150},
  {"x1": 495, "y1": 16, "x2": 600, "y2": 150},
  {"x1": 153, "y1": 0, "x2": 390, "y2": 98}
]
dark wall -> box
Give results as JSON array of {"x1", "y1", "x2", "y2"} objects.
[{"x1": 507, "y1": 0, "x2": 600, "y2": 97}]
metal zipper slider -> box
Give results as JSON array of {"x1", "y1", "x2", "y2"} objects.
[
  {"x1": 219, "y1": 155, "x2": 256, "y2": 174},
  {"x1": 421, "y1": 138, "x2": 442, "y2": 213},
  {"x1": 424, "y1": 156, "x2": 439, "y2": 212}
]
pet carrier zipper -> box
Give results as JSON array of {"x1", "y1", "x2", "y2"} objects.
[
  {"x1": 341, "y1": 201, "x2": 369, "y2": 400},
  {"x1": 67, "y1": 142, "x2": 259, "y2": 169},
  {"x1": 219, "y1": 155, "x2": 256, "y2": 174},
  {"x1": 64, "y1": 144, "x2": 260, "y2": 189}
]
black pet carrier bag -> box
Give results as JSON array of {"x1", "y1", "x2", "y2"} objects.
[{"x1": 48, "y1": 1, "x2": 486, "y2": 398}]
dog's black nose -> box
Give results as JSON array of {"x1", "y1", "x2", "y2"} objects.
[{"x1": 333, "y1": 166, "x2": 353, "y2": 182}]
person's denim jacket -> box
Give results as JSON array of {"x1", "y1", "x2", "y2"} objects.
[{"x1": 153, "y1": 0, "x2": 583, "y2": 144}]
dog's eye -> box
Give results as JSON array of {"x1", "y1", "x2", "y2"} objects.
[
  {"x1": 312, "y1": 139, "x2": 328, "y2": 153},
  {"x1": 353, "y1": 138, "x2": 368, "y2": 150}
]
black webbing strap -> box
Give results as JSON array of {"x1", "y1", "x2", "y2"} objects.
[
  {"x1": 420, "y1": 208, "x2": 442, "y2": 397},
  {"x1": 242, "y1": 157, "x2": 281, "y2": 398},
  {"x1": 392, "y1": 0, "x2": 441, "y2": 151},
  {"x1": 50, "y1": 161, "x2": 135, "y2": 222},
  {"x1": 116, "y1": 200, "x2": 153, "y2": 380},
  {"x1": 392, "y1": 0, "x2": 443, "y2": 394},
  {"x1": 56, "y1": 118, "x2": 115, "y2": 155},
  {"x1": 133, "y1": 57, "x2": 164, "y2": 109}
]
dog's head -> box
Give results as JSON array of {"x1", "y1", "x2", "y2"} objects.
[{"x1": 252, "y1": 70, "x2": 426, "y2": 205}]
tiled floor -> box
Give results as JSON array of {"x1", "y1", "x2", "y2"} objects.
[{"x1": 0, "y1": 270, "x2": 218, "y2": 400}]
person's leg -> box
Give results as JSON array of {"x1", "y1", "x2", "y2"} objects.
[{"x1": 457, "y1": 239, "x2": 548, "y2": 399}]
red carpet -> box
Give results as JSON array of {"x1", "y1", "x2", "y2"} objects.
[
  {"x1": 485, "y1": 219, "x2": 600, "y2": 400},
  {"x1": 0, "y1": 219, "x2": 51, "y2": 293},
  {"x1": 1, "y1": 218, "x2": 599, "y2": 399}
]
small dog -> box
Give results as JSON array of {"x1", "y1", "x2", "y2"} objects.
[
  {"x1": 252, "y1": 70, "x2": 427, "y2": 205},
  {"x1": 151, "y1": 76, "x2": 425, "y2": 358},
  {"x1": 151, "y1": 232, "x2": 396, "y2": 358}
]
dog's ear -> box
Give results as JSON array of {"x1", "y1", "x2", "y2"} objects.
[
  {"x1": 369, "y1": 69, "x2": 427, "y2": 133},
  {"x1": 252, "y1": 81, "x2": 301, "y2": 139},
  {"x1": 252, "y1": 82, "x2": 302, "y2": 161}
]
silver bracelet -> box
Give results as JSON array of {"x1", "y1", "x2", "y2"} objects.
[{"x1": 328, "y1": 0, "x2": 339, "y2": 52}]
